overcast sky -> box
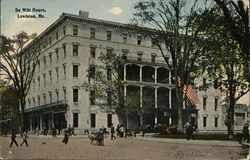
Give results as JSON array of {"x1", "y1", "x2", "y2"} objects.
[{"x1": 1, "y1": 0, "x2": 249, "y2": 104}]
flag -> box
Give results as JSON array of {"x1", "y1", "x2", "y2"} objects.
[{"x1": 174, "y1": 76, "x2": 199, "y2": 105}]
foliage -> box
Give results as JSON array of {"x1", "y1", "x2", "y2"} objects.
[
  {"x1": 0, "y1": 31, "x2": 41, "y2": 133},
  {"x1": 132, "y1": 0, "x2": 209, "y2": 132},
  {"x1": 87, "y1": 49, "x2": 146, "y2": 116},
  {"x1": 193, "y1": 5, "x2": 249, "y2": 136}
]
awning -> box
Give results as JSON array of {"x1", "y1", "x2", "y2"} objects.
[{"x1": 24, "y1": 100, "x2": 67, "y2": 113}]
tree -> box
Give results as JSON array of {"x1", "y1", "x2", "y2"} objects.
[
  {"x1": 132, "y1": 0, "x2": 207, "y2": 132},
  {"x1": 0, "y1": 84, "x2": 20, "y2": 134},
  {"x1": 213, "y1": 0, "x2": 249, "y2": 81},
  {"x1": 87, "y1": 49, "x2": 149, "y2": 127},
  {"x1": 0, "y1": 31, "x2": 40, "y2": 134},
  {"x1": 194, "y1": 6, "x2": 249, "y2": 137}
]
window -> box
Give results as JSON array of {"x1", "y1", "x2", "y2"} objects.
[
  {"x1": 151, "y1": 38, "x2": 157, "y2": 47},
  {"x1": 106, "y1": 48, "x2": 113, "y2": 58},
  {"x1": 37, "y1": 60, "x2": 40, "y2": 72},
  {"x1": 33, "y1": 79, "x2": 35, "y2": 91},
  {"x1": 43, "y1": 56, "x2": 46, "y2": 69},
  {"x1": 215, "y1": 117, "x2": 218, "y2": 127},
  {"x1": 63, "y1": 44, "x2": 66, "y2": 58},
  {"x1": 55, "y1": 48, "x2": 59, "y2": 62},
  {"x1": 73, "y1": 113, "x2": 78, "y2": 127},
  {"x1": 49, "y1": 70, "x2": 52, "y2": 85},
  {"x1": 137, "y1": 53, "x2": 142, "y2": 62},
  {"x1": 38, "y1": 76, "x2": 40, "y2": 89},
  {"x1": 151, "y1": 54, "x2": 156, "y2": 63},
  {"x1": 73, "y1": 65, "x2": 78, "y2": 78},
  {"x1": 107, "y1": 31, "x2": 112, "y2": 40},
  {"x1": 90, "y1": 90, "x2": 95, "y2": 105},
  {"x1": 63, "y1": 64, "x2": 66, "y2": 80},
  {"x1": 89, "y1": 65, "x2": 95, "y2": 78},
  {"x1": 90, "y1": 47, "x2": 96, "y2": 58},
  {"x1": 107, "y1": 91, "x2": 112, "y2": 106},
  {"x1": 28, "y1": 99, "x2": 31, "y2": 108},
  {"x1": 49, "y1": 37, "x2": 51, "y2": 46},
  {"x1": 203, "y1": 117, "x2": 207, "y2": 127},
  {"x1": 122, "y1": 50, "x2": 128, "y2": 60},
  {"x1": 38, "y1": 96, "x2": 40, "y2": 106},
  {"x1": 43, "y1": 73, "x2": 46, "y2": 87},
  {"x1": 56, "y1": 89, "x2": 59, "y2": 102},
  {"x1": 56, "y1": 68, "x2": 59, "y2": 82},
  {"x1": 91, "y1": 113, "x2": 96, "y2": 128},
  {"x1": 215, "y1": 98, "x2": 218, "y2": 111},
  {"x1": 33, "y1": 97, "x2": 36, "y2": 107},
  {"x1": 73, "y1": 44, "x2": 78, "y2": 56},
  {"x1": 43, "y1": 94, "x2": 46, "y2": 105},
  {"x1": 73, "y1": 88, "x2": 78, "y2": 103},
  {"x1": 56, "y1": 32, "x2": 58, "y2": 41},
  {"x1": 203, "y1": 97, "x2": 207, "y2": 110},
  {"x1": 63, "y1": 88, "x2": 66, "y2": 102},
  {"x1": 90, "y1": 28, "x2": 95, "y2": 38},
  {"x1": 203, "y1": 78, "x2": 206, "y2": 86},
  {"x1": 107, "y1": 67, "x2": 111, "y2": 81},
  {"x1": 73, "y1": 25, "x2": 78, "y2": 36},
  {"x1": 63, "y1": 26, "x2": 66, "y2": 35},
  {"x1": 107, "y1": 114, "x2": 112, "y2": 128},
  {"x1": 49, "y1": 91, "x2": 52, "y2": 103},
  {"x1": 137, "y1": 35, "x2": 142, "y2": 45},
  {"x1": 123, "y1": 33, "x2": 127, "y2": 43},
  {"x1": 49, "y1": 53, "x2": 52, "y2": 65},
  {"x1": 214, "y1": 80, "x2": 218, "y2": 89}
]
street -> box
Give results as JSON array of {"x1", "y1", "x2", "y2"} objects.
[{"x1": 0, "y1": 135, "x2": 247, "y2": 160}]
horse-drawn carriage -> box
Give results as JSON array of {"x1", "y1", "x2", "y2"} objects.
[
  {"x1": 89, "y1": 131, "x2": 104, "y2": 146},
  {"x1": 135, "y1": 124, "x2": 178, "y2": 136}
]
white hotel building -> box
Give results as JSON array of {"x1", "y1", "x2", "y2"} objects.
[{"x1": 24, "y1": 11, "x2": 224, "y2": 133}]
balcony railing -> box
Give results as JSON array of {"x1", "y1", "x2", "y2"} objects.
[{"x1": 125, "y1": 56, "x2": 170, "y2": 66}]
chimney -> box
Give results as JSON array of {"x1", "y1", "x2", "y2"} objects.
[{"x1": 79, "y1": 10, "x2": 89, "y2": 18}]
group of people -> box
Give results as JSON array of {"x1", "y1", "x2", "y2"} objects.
[{"x1": 9, "y1": 130, "x2": 29, "y2": 147}]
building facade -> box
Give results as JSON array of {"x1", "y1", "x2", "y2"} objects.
[{"x1": 24, "y1": 11, "x2": 224, "y2": 133}]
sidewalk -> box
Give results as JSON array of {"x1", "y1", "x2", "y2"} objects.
[{"x1": 134, "y1": 135, "x2": 250, "y2": 147}]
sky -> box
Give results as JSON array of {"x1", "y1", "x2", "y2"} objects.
[
  {"x1": 1, "y1": 0, "x2": 141, "y2": 37},
  {"x1": 1, "y1": 0, "x2": 249, "y2": 104}
]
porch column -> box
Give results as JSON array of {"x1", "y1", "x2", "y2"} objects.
[
  {"x1": 155, "y1": 87, "x2": 158, "y2": 125},
  {"x1": 124, "y1": 84, "x2": 127, "y2": 97},
  {"x1": 140, "y1": 66, "x2": 142, "y2": 82},
  {"x1": 169, "y1": 69, "x2": 171, "y2": 84},
  {"x1": 124, "y1": 65, "x2": 126, "y2": 81},
  {"x1": 155, "y1": 67, "x2": 157, "y2": 83},
  {"x1": 169, "y1": 89, "x2": 172, "y2": 109},
  {"x1": 140, "y1": 86, "x2": 143, "y2": 108},
  {"x1": 140, "y1": 86, "x2": 143, "y2": 126},
  {"x1": 169, "y1": 89, "x2": 172, "y2": 125}
]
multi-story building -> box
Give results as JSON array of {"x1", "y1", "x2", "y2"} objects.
[{"x1": 24, "y1": 11, "x2": 223, "y2": 133}]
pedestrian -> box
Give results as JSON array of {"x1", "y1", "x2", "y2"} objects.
[
  {"x1": 36, "y1": 127, "x2": 39, "y2": 136},
  {"x1": 111, "y1": 123, "x2": 116, "y2": 140},
  {"x1": 20, "y1": 131, "x2": 29, "y2": 147},
  {"x1": 242, "y1": 123, "x2": 249, "y2": 142},
  {"x1": 116, "y1": 124, "x2": 120, "y2": 137},
  {"x1": 68, "y1": 124, "x2": 76, "y2": 136},
  {"x1": 9, "y1": 130, "x2": 18, "y2": 147},
  {"x1": 52, "y1": 127, "x2": 57, "y2": 138},
  {"x1": 120, "y1": 125, "x2": 124, "y2": 138},
  {"x1": 184, "y1": 122, "x2": 192, "y2": 140},
  {"x1": 62, "y1": 130, "x2": 69, "y2": 144}
]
